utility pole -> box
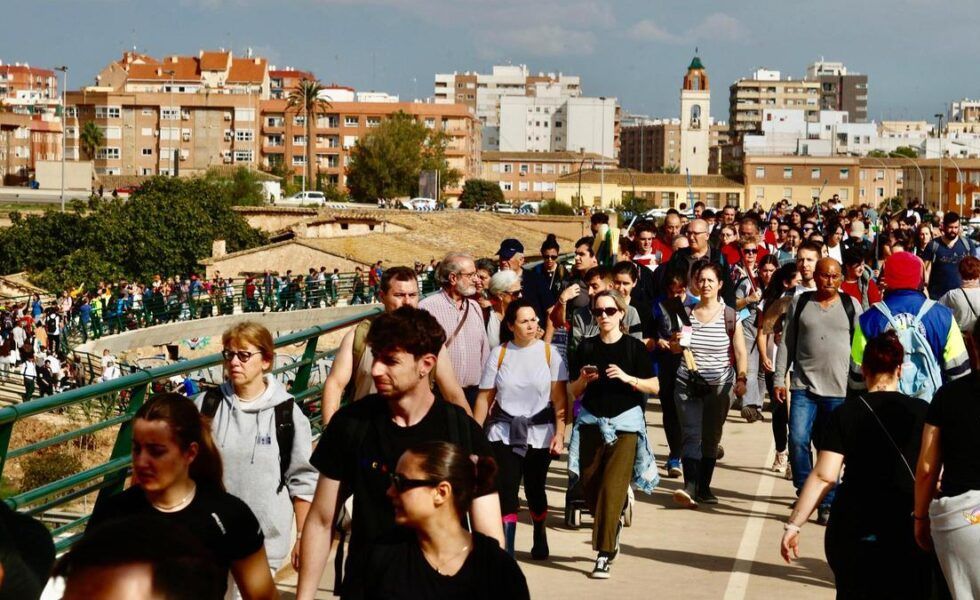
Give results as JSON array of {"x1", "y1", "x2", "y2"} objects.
[
  {"x1": 936, "y1": 112, "x2": 945, "y2": 210},
  {"x1": 55, "y1": 66, "x2": 68, "y2": 211}
]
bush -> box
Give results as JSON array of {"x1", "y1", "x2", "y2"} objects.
[
  {"x1": 458, "y1": 179, "x2": 504, "y2": 209},
  {"x1": 539, "y1": 200, "x2": 576, "y2": 216},
  {"x1": 20, "y1": 448, "x2": 83, "y2": 492}
]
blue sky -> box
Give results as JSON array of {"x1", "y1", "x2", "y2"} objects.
[{"x1": 4, "y1": 0, "x2": 978, "y2": 122}]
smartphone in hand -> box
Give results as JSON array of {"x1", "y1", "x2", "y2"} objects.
[{"x1": 583, "y1": 365, "x2": 599, "y2": 376}]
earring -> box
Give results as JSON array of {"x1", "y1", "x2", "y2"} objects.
[{"x1": 419, "y1": 371, "x2": 425, "y2": 379}]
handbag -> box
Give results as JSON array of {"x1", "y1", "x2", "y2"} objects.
[{"x1": 683, "y1": 349, "x2": 712, "y2": 397}]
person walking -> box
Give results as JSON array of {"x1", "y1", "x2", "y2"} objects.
[
  {"x1": 938, "y1": 256, "x2": 980, "y2": 370},
  {"x1": 567, "y1": 290, "x2": 660, "y2": 579},
  {"x1": 484, "y1": 270, "x2": 523, "y2": 350},
  {"x1": 781, "y1": 331, "x2": 932, "y2": 599},
  {"x1": 775, "y1": 257, "x2": 862, "y2": 525},
  {"x1": 418, "y1": 253, "x2": 491, "y2": 409},
  {"x1": 915, "y1": 321, "x2": 980, "y2": 599},
  {"x1": 363, "y1": 441, "x2": 530, "y2": 600},
  {"x1": 923, "y1": 211, "x2": 979, "y2": 301},
  {"x1": 733, "y1": 236, "x2": 765, "y2": 422},
  {"x1": 196, "y1": 322, "x2": 319, "y2": 596},
  {"x1": 672, "y1": 262, "x2": 748, "y2": 508},
  {"x1": 475, "y1": 299, "x2": 567, "y2": 559}
]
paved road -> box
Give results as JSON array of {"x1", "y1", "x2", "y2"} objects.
[{"x1": 276, "y1": 398, "x2": 836, "y2": 599}]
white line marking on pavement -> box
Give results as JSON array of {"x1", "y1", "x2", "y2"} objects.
[{"x1": 722, "y1": 444, "x2": 778, "y2": 600}]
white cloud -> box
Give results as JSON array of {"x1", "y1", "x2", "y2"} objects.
[
  {"x1": 626, "y1": 12, "x2": 749, "y2": 45},
  {"x1": 310, "y1": 0, "x2": 614, "y2": 29},
  {"x1": 477, "y1": 26, "x2": 597, "y2": 59}
]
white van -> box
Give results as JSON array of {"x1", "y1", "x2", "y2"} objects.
[{"x1": 277, "y1": 191, "x2": 326, "y2": 206}]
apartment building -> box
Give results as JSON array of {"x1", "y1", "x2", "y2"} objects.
[
  {"x1": 729, "y1": 69, "x2": 820, "y2": 141},
  {"x1": 858, "y1": 157, "x2": 905, "y2": 205},
  {"x1": 0, "y1": 60, "x2": 63, "y2": 182},
  {"x1": 66, "y1": 50, "x2": 268, "y2": 176},
  {"x1": 498, "y1": 89, "x2": 619, "y2": 157},
  {"x1": 744, "y1": 155, "x2": 861, "y2": 208},
  {"x1": 480, "y1": 150, "x2": 613, "y2": 202},
  {"x1": 619, "y1": 120, "x2": 728, "y2": 173},
  {"x1": 805, "y1": 60, "x2": 869, "y2": 123},
  {"x1": 898, "y1": 158, "x2": 980, "y2": 213},
  {"x1": 258, "y1": 99, "x2": 480, "y2": 195},
  {"x1": 269, "y1": 67, "x2": 314, "y2": 99},
  {"x1": 555, "y1": 169, "x2": 743, "y2": 209}
]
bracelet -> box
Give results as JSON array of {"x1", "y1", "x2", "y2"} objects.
[
  {"x1": 912, "y1": 513, "x2": 930, "y2": 521},
  {"x1": 783, "y1": 522, "x2": 801, "y2": 533}
]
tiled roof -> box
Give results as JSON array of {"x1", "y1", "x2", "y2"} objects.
[
  {"x1": 227, "y1": 57, "x2": 267, "y2": 83},
  {"x1": 127, "y1": 56, "x2": 200, "y2": 81},
  {"x1": 200, "y1": 51, "x2": 231, "y2": 71}
]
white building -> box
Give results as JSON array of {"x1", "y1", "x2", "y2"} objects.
[
  {"x1": 498, "y1": 87, "x2": 617, "y2": 157},
  {"x1": 680, "y1": 55, "x2": 710, "y2": 175}
]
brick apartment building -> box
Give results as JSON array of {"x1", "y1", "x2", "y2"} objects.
[
  {"x1": 480, "y1": 151, "x2": 613, "y2": 203},
  {"x1": 0, "y1": 60, "x2": 63, "y2": 183},
  {"x1": 619, "y1": 120, "x2": 729, "y2": 174}
]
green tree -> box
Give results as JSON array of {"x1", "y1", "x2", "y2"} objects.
[
  {"x1": 890, "y1": 146, "x2": 919, "y2": 159},
  {"x1": 867, "y1": 149, "x2": 889, "y2": 158},
  {"x1": 203, "y1": 167, "x2": 265, "y2": 206},
  {"x1": 287, "y1": 79, "x2": 332, "y2": 191},
  {"x1": 346, "y1": 112, "x2": 461, "y2": 202},
  {"x1": 458, "y1": 179, "x2": 503, "y2": 208},
  {"x1": 79, "y1": 121, "x2": 105, "y2": 160},
  {"x1": 539, "y1": 199, "x2": 575, "y2": 215}
]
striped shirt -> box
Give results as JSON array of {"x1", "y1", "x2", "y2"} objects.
[
  {"x1": 678, "y1": 308, "x2": 734, "y2": 385},
  {"x1": 418, "y1": 290, "x2": 490, "y2": 387}
]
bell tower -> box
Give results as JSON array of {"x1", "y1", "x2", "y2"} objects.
[{"x1": 680, "y1": 53, "x2": 710, "y2": 176}]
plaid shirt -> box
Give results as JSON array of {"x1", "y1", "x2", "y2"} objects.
[{"x1": 419, "y1": 290, "x2": 490, "y2": 387}]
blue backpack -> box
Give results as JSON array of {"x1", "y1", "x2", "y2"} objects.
[{"x1": 873, "y1": 300, "x2": 943, "y2": 401}]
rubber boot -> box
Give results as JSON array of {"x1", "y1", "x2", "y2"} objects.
[
  {"x1": 672, "y1": 458, "x2": 699, "y2": 509},
  {"x1": 503, "y1": 521, "x2": 517, "y2": 557},
  {"x1": 697, "y1": 457, "x2": 719, "y2": 504},
  {"x1": 531, "y1": 518, "x2": 549, "y2": 560}
]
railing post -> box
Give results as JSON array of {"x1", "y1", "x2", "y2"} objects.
[
  {"x1": 94, "y1": 382, "x2": 149, "y2": 506},
  {"x1": 0, "y1": 421, "x2": 12, "y2": 484},
  {"x1": 291, "y1": 337, "x2": 320, "y2": 398}
]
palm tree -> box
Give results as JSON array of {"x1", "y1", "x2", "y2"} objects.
[
  {"x1": 286, "y1": 79, "x2": 332, "y2": 190},
  {"x1": 79, "y1": 121, "x2": 105, "y2": 160}
]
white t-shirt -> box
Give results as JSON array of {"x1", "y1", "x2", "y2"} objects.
[{"x1": 479, "y1": 340, "x2": 568, "y2": 449}]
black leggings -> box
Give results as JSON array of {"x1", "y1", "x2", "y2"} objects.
[
  {"x1": 766, "y1": 371, "x2": 788, "y2": 453},
  {"x1": 658, "y1": 356, "x2": 682, "y2": 460},
  {"x1": 490, "y1": 441, "x2": 552, "y2": 517}
]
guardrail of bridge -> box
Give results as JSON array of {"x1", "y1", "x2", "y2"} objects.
[{"x1": 0, "y1": 304, "x2": 382, "y2": 551}]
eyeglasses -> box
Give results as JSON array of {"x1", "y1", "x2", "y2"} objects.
[
  {"x1": 778, "y1": 228, "x2": 789, "y2": 233},
  {"x1": 686, "y1": 230, "x2": 707, "y2": 237},
  {"x1": 222, "y1": 349, "x2": 260, "y2": 363},
  {"x1": 502, "y1": 289, "x2": 522, "y2": 297},
  {"x1": 390, "y1": 472, "x2": 441, "y2": 493},
  {"x1": 591, "y1": 307, "x2": 619, "y2": 317},
  {"x1": 458, "y1": 271, "x2": 477, "y2": 279},
  {"x1": 542, "y1": 254, "x2": 559, "y2": 261},
  {"x1": 742, "y1": 248, "x2": 758, "y2": 254}
]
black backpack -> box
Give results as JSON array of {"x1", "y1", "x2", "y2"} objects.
[
  {"x1": 200, "y1": 387, "x2": 295, "y2": 493},
  {"x1": 786, "y1": 291, "x2": 856, "y2": 372}
]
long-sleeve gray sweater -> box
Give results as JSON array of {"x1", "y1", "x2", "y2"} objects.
[
  {"x1": 195, "y1": 375, "x2": 318, "y2": 567},
  {"x1": 775, "y1": 293, "x2": 862, "y2": 398}
]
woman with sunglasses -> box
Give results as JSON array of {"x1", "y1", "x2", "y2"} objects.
[
  {"x1": 485, "y1": 270, "x2": 523, "y2": 349},
  {"x1": 672, "y1": 262, "x2": 748, "y2": 509},
  {"x1": 365, "y1": 441, "x2": 529, "y2": 600},
  {"x1": 475, "y1": 299, "x2": 567, "y2": 559},
  {"x1": 196, "y1": 322, "x2": 318, "y2": 595},
  {"x1": 568, "y1": 290, "x2": 659, "y2": 579},
  {"x1": 87, "y1": 393, "x2": 278, "y2": 600},
  {"x1": 733, "y1": 237, "x2": 765, "y2": 423}
]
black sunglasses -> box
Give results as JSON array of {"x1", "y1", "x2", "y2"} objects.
[
  {"x1": 743, "y1": 248, "x2": 758, "y2": 254},
  {"x1": 390, "y1": 472, "x2": 441, "y2": 493},
  {"x1": 543, "y1": 254, "x2": 559, "y2": 261},
  {"x1": 222, "y1": 349, "x2": 260, "y2": 363},
  {"x1": 591, "y1": 307, "x2": 619, "y2": 317}
]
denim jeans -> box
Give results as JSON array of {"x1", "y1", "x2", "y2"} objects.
[{"x1": 789, "y1": 389, "x2": 843, "y2": 507}]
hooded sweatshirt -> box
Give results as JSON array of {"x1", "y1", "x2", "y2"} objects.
[{"x1": 195, "y1": 375, "x2": 318, "y2": 567}]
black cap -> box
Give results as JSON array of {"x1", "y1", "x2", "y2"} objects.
[{"x1": 496, "y1": 238, "x2": 525, "y2": 260}]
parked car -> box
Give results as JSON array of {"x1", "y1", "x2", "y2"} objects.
[
  {"x1": 517, "y1": 202, "x2": 540, "y2": 214},
  {"x1": 474, "y1": 203, "x2": 490, "y2": 212},
  {"x1": 276, "y1": 191, "x2": 326, "y2": 206},
  {"x1": 405, "y1": 197, "x2": 437, "y2": 211},
  {"x1": 493, "y1": 202, "x2": 516, "y2": 214}
]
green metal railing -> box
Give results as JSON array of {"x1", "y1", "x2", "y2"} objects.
[{"x1": 0, "y1": 305, "x2": 382, "y2": 550}]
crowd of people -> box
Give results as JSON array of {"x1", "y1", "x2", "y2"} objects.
[{"x1": 7, "y1": 195, "x2": 980, "y2": 599}]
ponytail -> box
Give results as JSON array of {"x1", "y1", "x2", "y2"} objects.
[
  {"x1": 134, "y1": 392, "x2": 225, "y2": 492},
  {"x1": 405, "y1": 441, "x2": 497, "y2": 516}
]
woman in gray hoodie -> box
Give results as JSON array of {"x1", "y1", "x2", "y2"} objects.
[{"x1": 197, "y1": 322, "x2": 319, "y2": 596}]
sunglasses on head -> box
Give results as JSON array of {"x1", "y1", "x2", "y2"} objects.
[
  {"x1": 591, "y1": 307, "x2": 619, "y2": 317},
  {"x1": 389, "y1": 472, "x2": 441, "y2": 493},
  {"x1": 222, "y1": 349, "x2": 259, "y2": 363}
]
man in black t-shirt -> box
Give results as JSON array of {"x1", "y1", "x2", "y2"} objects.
[{"x1": 297, "y1": 307, "x2": 502, "y2": 600}]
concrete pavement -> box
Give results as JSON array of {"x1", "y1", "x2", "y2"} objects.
[{"x1": 275, "y1": 398, "x2": 836, "y2": 599}]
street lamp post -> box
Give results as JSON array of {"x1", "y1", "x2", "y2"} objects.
[
  {"x1": 55, "y1": 66, "x2": 68, "y2": 212},
  {"x1": 892, "y1": 154, "x2": 924, "y2": 210},
  {"x1": 577, "y1": 155, "x2": 596, "y2": 209},
  {"x1": 947, "y1": 155, "x2": 963, "y2": 215},
  {"x1": 599, "y1": 97, "x2": 606, "y2": 209},
  {"x1": 936, "y1": 113, "x2": 945, "y2": 211}
]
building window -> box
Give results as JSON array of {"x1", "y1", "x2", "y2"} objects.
[
  {"x1": 424, "y1": 118, "x2": 436, "y2": 129},
  {"x1": 95, "y1": 147, "x2": 120, "y2": 160},
  {"x1": 65, "y1": 107, "x2": 77, "y2": 118},
  {"x1": 292, "y1": 155, "x2": 306, "y2": 166},
  {"x1": 343, "y1": 135, "x2": 358, "y2": 149},
  {"x1": 344, "y1": 116, "x2": 359, "y2": 127},
  {"x1": 519, "y1": 181, "x2": 529, "y2": 192},
  {"x1": 235, "y1": 108, "x2": 255, "y2": 122},
  {"x1": 755, "y1": 188, "x2": 764, "y2": 200},
  {"x1": 840, "y1": 189, "x2": 849, "y2": 201},
  {"x1": 811, "y1": 188, "x2": 820, "y2": 199},
  {"x1": 266, "y1": 116, "x2": 285, "y2": 127},
  {"x1": 293, "y1": 115, "x2": 306, "y2": 127},
  {"x1": 811, "y1": 168, "x2": 821, "y2": 179},
  {"x1": 783, "y1": 167, "x2": 793, "y2": 179},
  {"x1": 519, "y1": 164, "x2": 529, "y2": 175},
  {"x1": 236, "y1": 130, "x2": 254, "y2": 142},
  {"x1": 293, "y1": 135, "x2": 307, "y2": 146},
  {"x1": 533, "y1": 164, "x2": 543, "y2": 174},
  {"x1": 876, "y1": 169, "x2": 885, "y2": 180},
  {"x1": 876, "y1": 187, "x2": 885, "y2": 198},
  {"x1": 141, "y1": 108, "x2": 154, "y2": 116},
  {"x1": 840, "y1": 168, "x2": 849, "y2": 179},
  {"x1": 366, "y1": 117, "x2": 381, "y2": 128},
  {"x1": 755, "y1": 167, "x2": 765, "y2": 178},
  {"x1": 141, "y1": 148, "x2": 153, "y2": 156},
  {"x1": 234, "y1": 150, "x2": 254, "y2": 163},
  {"x1": 161, "y1": 107, "x2": 180, "y2": 120},
  {"x1": 783, "y1": 187, "x2": 792, "y2": 199},
  {"x1": 502, "y1": 163, "x2": 513, "y2": 173},
  {"x1": 500, "y1": 182, "x2": 513, "y2": 191},
  {"x1": 95, "y1": 106, "x2": 121, "y2": 119}
]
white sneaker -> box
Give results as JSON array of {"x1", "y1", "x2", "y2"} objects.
[
  {"x1": 591, "y1": 554, "x2": 612, "y2": 579},
  {"x1": 771, "y1": 451, "x2": 788, "y2": 474}
]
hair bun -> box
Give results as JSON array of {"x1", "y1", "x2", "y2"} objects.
[{"x1": 545, "y1": 233, "x2": 557, "y2": 242}]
